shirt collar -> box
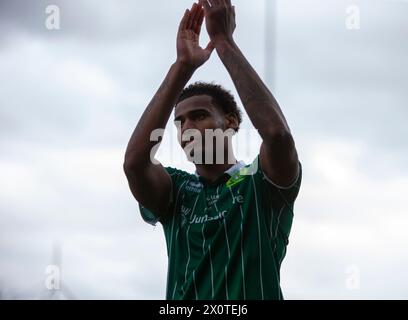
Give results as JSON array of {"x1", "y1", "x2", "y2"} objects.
[{"x1": 194, "y1": 160, "x2": 246, "y2": 178}]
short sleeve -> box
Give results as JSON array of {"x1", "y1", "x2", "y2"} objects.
[
  {"x1": 249, "y1": 155, "x2": 302, "y2": 247},
  {"x1": 138, "y1": 166, "x2": 189, "y2": 226},
  {"x1": 250, "y1": 154, "x2": 302, "y2": 204}
]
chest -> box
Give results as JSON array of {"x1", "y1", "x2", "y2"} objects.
[{"x1": 178, "y1": 179, "x2": 250, "y2": 231}]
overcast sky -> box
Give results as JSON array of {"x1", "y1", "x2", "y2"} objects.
[{"x1": 0, "y1": 0, "x2": 407, "y2": 299}]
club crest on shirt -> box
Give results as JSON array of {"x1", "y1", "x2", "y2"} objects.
[{"x1": 226, "y1": 170, "x2": 247, "y2": 188}]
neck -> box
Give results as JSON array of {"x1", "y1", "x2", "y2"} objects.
[
  {"x1": 195, "y1": 161, "x2": 237, "y2": 183},
  {"x1": 195, "y1": 147, "x2": 237, "y2": 183}
]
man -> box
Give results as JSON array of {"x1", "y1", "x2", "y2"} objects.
[{"x1": 124, "y1": 0, "x2": 302, "y2": 300}]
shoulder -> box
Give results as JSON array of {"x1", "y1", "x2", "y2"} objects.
[
  {"x1": 249, "y1": 155, "x2": 302, "y2": 202},
  {"x1": 165, "y1": 166, "x2": 190, "y2": 177},
  {"x1": 165, "y1": 166, "x2": 193, "y2": 184},
  {"x1": 164, "y1": 166, "x2": 198, "y2": 196}
]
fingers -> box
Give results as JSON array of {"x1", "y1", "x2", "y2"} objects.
[
  {"x1": 195, "y1": 9, "x2": 205, "y2": 35},
  {"x1": 200, "y1": 0, "x2": 233, "y2": 11},
  {"x1": 178, "y1": 9, "x2": 190, "y2": 32},
  {"x1": 184, "y1": 2, "x2": 206, "y2": 35},
  {"x1": 187, "y1": 3, "x2": 199, "y2": 30},
  {"x1": 191, "y1": 4, "x2": 202, "y2": 31}
]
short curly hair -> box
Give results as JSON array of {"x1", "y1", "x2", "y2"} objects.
[{"x1": 176, "y1": 82, "x2": 243, "y2": 132}]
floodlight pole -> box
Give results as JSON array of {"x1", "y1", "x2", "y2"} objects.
[{"x1": 265, "y1": 0, "x2": 277, "y2": 91}]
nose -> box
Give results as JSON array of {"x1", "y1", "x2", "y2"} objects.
[
  {"x1": 179, "y1": 120, "x2": 199, "y2": 147},
  {"x1": 180, "y1": 118, "x2": 197, "y2": 137},
  {"x1": 181, "y1": 118, "x2": 195, "y2": 132}
]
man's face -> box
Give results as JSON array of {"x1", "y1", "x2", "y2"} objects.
[{"x1": 174, "y1": 94, "x2": 231, "y2": 163}]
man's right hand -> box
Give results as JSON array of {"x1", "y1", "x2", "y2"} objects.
[{"x1": 176, "y1": 2, "x2": 214, "y2": 70}]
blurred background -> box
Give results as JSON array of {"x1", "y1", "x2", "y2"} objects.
[{"x1": 0, "y1": 0, "x2": 407, "y2": 299}]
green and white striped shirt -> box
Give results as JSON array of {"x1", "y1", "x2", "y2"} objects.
[{"x1": 139, "y1": 155, "x2": 302, "y2": 300}]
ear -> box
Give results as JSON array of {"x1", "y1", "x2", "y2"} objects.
[{"x1": 224, "y1": 113, "x2": 239, "y2": 132}]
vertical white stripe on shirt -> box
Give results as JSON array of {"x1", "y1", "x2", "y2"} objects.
[
  {"x1": 214, "y1": 186, "x2": 220, "y2": 212},
  {"x1": 274, "y1": 204, "x2": 287, "y2": 299},
  {"x1": 217, "y1": 185, "x2": 230, "y2": 298},
  {"x1": 270, "y1": 206, "x2": 275, "y2": 240},
  {"x1": 223, "y1": 217, "x2": 231, "y2": 300},
  {"x1": 201, "y1": 223, "x2": 206, "y2": 255},
  {"x1": 274, "y1": 205, "x2": 286, "y2": 295},
  {"x1": 193, "y1": 270, "x2": 198, "y2": 300},
  {"x1": 172, "y1": 281, "x2": 177, "y2": 300},
  {"x1": 209, "y1": 244, "x2": 214, "y2": 298},
  {"x1": 225, "y1": 265, "x2": 229, "y2": 300},
  {"x1": 251, "y1": 174, "x2": 264, "y2": 299},
  {"x1": 169, "y1": 180, "x2": 188, "y2": 257},
  {"x1": 184, "y1": 194, "x2": 200, "y2": 288},
  {"x1": 168, "y1": 180, "x2": 188, "y2": 299},
  {"x1": 228, "y1": 186, "x2": 235, "y2": 204},
  {"x1": 223, "y1": 219, "x2": 231, "y2": 258},
  {"x1": 184, "y1": 224, "x2": 191, "y2": 286},
  {"x1": 239, "y1": 205, "x2": 246, "y2": 300},
  {"x1": 274, "y1": 205, "x2": 285, "y2": 241}
]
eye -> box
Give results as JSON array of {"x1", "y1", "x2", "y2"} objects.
[{"x1": 195, "y1": 113, "x2": 206, "y2": 121}]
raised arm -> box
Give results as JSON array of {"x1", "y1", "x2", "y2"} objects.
[
  {"x1": 124, "y1": 3, "x2": 214, "y2": 217},
  {"x1": 200, "y1": 0, "x2": 299, "y2": 187}
]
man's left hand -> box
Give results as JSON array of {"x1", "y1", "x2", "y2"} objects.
[{"x1": 199, "y1": 0, "x2": 236, "y2": 47}]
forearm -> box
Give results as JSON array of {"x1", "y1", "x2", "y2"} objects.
[
  {"x1": 125, "y1": 61, "x2": 194, "y2": 167},
  {"x1": 216, "y1": 40, "x2": 290, "y2": 139}
]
